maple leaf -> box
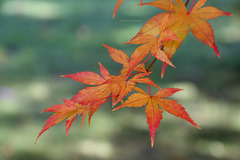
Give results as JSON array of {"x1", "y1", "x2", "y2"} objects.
[
  {"x1": 137, "y1": 0, "x2": 232, "y2": 77},
  {"x1": 113, "y1": 0, "x2": 143, "y2": 18},
  {"x1": 126, "y1": 14, "x2": 180, "y2": 69},
  {"x1": 70, "y1": 72, "x2": 159, "y2": 107},
  {"x1": 103, "y1": 44, "x2": 147, "y2": 77},
  {"x1": 36, "y1": 99, "x2": 94, "y2": 143},
  {"x1": 113, "y1": 87, "x2": 200, "y2": 147},
  {"x1": 63, "y1": 59, "x2": 159, "y2": 107}
]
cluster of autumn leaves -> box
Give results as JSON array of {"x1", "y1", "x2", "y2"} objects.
[{"x1": 36, "y1": 0, "x2": 232, "y2": 147}]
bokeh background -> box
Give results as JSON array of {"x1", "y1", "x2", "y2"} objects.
[{"x1": 0, "y1": 0, "x2": 239, "y2": 159}]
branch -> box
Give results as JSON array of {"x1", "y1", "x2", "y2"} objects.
[
  {"x1": 147, "y1": 58, "x2": 157, "y2": 72},
  {"x1": 185, "y1": 0, "x2": 190, "y2": 7}
]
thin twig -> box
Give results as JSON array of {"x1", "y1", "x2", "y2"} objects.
[
  {"x1": 147, "y1": 75, "x2": 151, "y2": 96},
  {"x1": 146, "y1": 58, "x2": 157, "y2": 72},
  {"x1": 185, "y1": 0, "x2": 190, "y2": 6}
]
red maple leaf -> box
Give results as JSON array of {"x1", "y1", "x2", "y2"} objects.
[
  {"x1": 113, "y1": 87, "x2": 200, "y2": 147},
  {"x1": 103, "y1": 44, "x2": 147, "y2": 77},
  {"x1": 67, "y1": 62, "x2": 158, "y2": 106},
  {"x1": 36, "y1": 99, "x2": 95, "y2": 143}
]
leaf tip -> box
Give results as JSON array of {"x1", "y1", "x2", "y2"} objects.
[
  {"x1": 35, "y1": 131, "x2": 43, "y2": 144},
  {"x1": 196, "y1": 125, "x2": 201, "y2": 130},
  {"x1": 112, "y1": 106, "x2": 120, "y2": 111},
  {"x1": 225, "y1": 12, "x2": 233, "y2": 16},
  {"x1": 102, "y1": 44, "x2": 108, "y2": 48},
  {"x1": 61, "y1": 75, "x2": 71, "y2": 79},
  {"x1": 161, "y1": 63, "x2": 168, "y2": 79},
  {"x1": 161, "y1": 73, "x2": 164, "y2": 79},
  {"x1": 213, "y1": 46, "x2": 220, "y2": 58},
  {"x1": 176, "y1": 88, "x2": 184, "y2": 92},
  {"x1": 151, "y1": 138, "x2": 154, "y2": 148},
  {"x1": 35, "y1": 137, "x2": 39, "y2": 144}
]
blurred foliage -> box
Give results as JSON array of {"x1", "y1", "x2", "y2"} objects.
[{"x1": 0, "y1": 0, "x2": 240, "y2": 160}]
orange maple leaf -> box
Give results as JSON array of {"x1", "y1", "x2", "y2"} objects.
[
  {"x1": 103, "y1": 44, "x2": 147, "y2": 77},
  {"x1": 137, "y1": 0, "x2": 232, "y2": 77},
  {"x1": 104, "y1": 42, "x2": 162, "y2": 76},
  {"x1": 126, "y1": 14, "x2": 180, "y2": 69},
  {"x1": 36, "y1": 99, "x2": 95, "y2": 143},
  {"x1": 63, "y1": 56, "x2": 159, "y2": 106},
  {"x1": 69, "y1": 72, "x2": 158, "y2": 106},
  {"x1": 113, "y1": 87, "x2": 200, "y2": 147}
]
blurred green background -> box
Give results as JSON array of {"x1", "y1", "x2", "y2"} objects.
[{"x1": 0, "y1": 0, "x2": 240, "y2": 159}]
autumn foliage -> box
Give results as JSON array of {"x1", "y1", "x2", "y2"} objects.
[{"x1": 37, "y1": 0, "x2": 232, "y2": 147}]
